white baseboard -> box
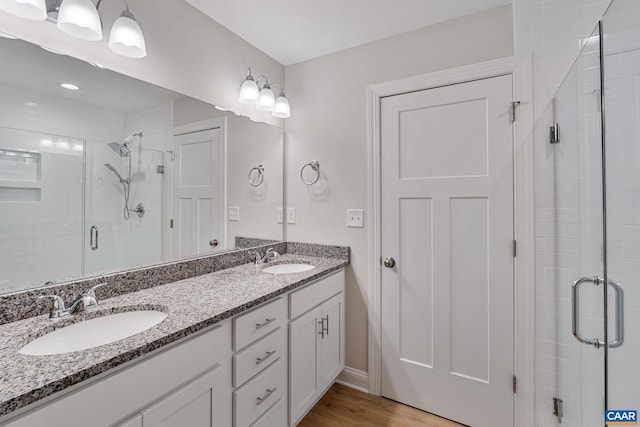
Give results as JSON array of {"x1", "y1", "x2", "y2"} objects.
[{"x1": 336, "y1": 366, "x2": 369, "y2": 393}]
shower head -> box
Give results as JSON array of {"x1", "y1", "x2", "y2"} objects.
[
  {"x1": 104, "y1": 163, "x2": 129, "y2": 184},
  {"x1": 124, "y1": 132, "x2": 143, "y2": 144},
  {"x1": 107, "y1": 142, "x2": 130, "y2": 157}
]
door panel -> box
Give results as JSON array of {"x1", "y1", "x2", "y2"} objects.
[
  {"x1": 381, "y1": 75, "x2": 514, "y2": 427},
  {"x1": 171, "y1": 128, "x2": 223, "y2": 259}
]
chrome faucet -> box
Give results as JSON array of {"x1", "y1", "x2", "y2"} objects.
[
  {"x1": 39, "y1": 283, "x2": 107, "y2": 319},
  {"x1": 252, "y1": 248, "x2": 280, "y2": 265}
]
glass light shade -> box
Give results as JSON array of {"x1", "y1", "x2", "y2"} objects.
[
  {"x1": 109, "y1": 13, "x2": 147, "y2": 59},
  {"x1": 238, "y1": 79, "x2": 259, "y2": 104},
  {"x1": 57, "y1": 0, "x2": 102, "y2": 41},
  {"x1": 256, "y1": 87, "x2": 275, "y2": 111},
  {"x1": 0, "y1": 0, "x2": 46, "y2": 20},
  {"x1": 272, "y1": 95, "x2": 291, "y2": 118}
]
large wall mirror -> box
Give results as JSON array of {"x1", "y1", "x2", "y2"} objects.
[{"x1": 0, "y1": 37, "x2": 284, "y2": 295}]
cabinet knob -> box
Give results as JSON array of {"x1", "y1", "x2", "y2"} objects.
[{"x1": 209, "y1": 239, "x2": 219, "y2": 247}]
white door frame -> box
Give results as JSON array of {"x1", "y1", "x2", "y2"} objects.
[
  {"x1": 367, "y1": 55, "x2": 534, "y2": 427},
  {"x1": 165, "y1": 117, "x2": 227, "y2": 258}
]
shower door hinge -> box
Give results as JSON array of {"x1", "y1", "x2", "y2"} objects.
[
  {"x1": 512, "y1": 240, "x2": 517, "y2": 258},
  {"x1": 170, "y1": 219, "x2": 174, "y2": 229},
  {"x1": 512, "y1": 375, "x2": 517, "y2": 394},
  {"x1": 553, "y1": 397, "x2": 563, "y2": 423},
  {"x1": 511, "y1": 101, "x2": 521, "y2": 123}
]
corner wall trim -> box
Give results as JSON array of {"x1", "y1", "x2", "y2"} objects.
[{"x1": 336, "y1": 367, "x2": 369, "y2": 394}]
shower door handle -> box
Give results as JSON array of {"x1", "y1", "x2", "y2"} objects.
[
  {"x1": 572, "y1": 276, "x2": 624, "y2": 348},
  {"x1": 90, "y1": 225, "x2": 99, "y2": 251}
]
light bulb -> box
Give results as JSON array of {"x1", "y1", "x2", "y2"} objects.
[
  {"x1": 256, "y1": 86, "x2": 275, "y2": 111},
  {"x1": 57, "y1": 0, "x2": 103, "y2": 41},
  {"x1": 109, "y1": 9, "x2": 147, "y2": 58},
  {"x1": 0, "y1": 0, "x2": 46, "y2": 21},
  {"x1": 272, "y1": 94, "x2": 291, "y2": 118},
  {"x1": 238, "y1": 69, "x2": 259, "y2": 104}
]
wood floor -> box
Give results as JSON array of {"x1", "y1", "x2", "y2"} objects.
[{"x1": 298, "y1": 383, "x2": 465, "y2": 427}]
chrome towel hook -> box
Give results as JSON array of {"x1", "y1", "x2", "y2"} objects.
[
  {"x1": 249, "y1": 164, "x2": 265, "y2": 187},
  {"x1": 300, "y1": 160, "x2": 320, "y2": 185}
]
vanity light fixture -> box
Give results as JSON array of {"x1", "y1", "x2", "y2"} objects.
[
  {"x1": 0, "y1": 0, "x2": 147, "y2": 59},
  {"x1": 238, "y1": 68, "x2": 291, "y2": 118},
  {"x1": 0, "y1": 0, "x2": 46, "y2": 20}
]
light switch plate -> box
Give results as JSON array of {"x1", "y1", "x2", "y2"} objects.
[
  {"x1": 228, "y1": 206, "x2": 240, "y2": 221},
  {"x1": 277, "y1": 207, "x2": 284, "y2": 224},
  {"x1": 287, "y1": 207, "x2": 296, "y2": 224},
  {"x1": 346, "y1": 209, "x2": 364, "y2": 228}
]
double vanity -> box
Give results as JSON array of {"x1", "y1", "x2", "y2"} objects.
[{"x1": 0, "y1": 243, "x2": 348, "y2": 427}]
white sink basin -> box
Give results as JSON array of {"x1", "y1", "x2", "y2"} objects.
[
  {"x1": 262, "y1": 263, "x2": 315, "y2": 274},
  {"x1": 19, "y1": 311, "x2": 167, "y2": 356}
]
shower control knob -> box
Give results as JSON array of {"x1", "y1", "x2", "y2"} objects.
[
  {"x1": 383, "y1": 257, "x2": 396, "y2": 269},
  {"x1": 209, "y1": 239, "x2": 219, "y2": 247}
]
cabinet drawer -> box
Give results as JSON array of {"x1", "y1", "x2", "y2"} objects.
[
  {"x1": 249, "y1": 397, "x2": 286, "y2": 427},
  {"x1": 234, "y1": 298, "x2": 285, "y2": 351},
  {"x1": 233, "y1": 359, "x2": 285, "y2": 427},
  {"x1": 234, "y1": 328, "x2": 285, "y2": 388},
  {"x1": 289, "y1": 269, "x2": 344, "y2": 319}
]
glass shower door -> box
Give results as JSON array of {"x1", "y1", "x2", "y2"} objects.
[
  {"x1": 85, "y1": 140, "x2": 165, "y2": 276},
  {"x1": 535, "y1": 24, "x2": 606, "y2": 427},
  {"x1": 602, "y1": 0, "x2": 640, "y2": 415}
]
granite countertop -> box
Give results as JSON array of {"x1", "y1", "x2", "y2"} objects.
[{"x1": 0, "y1": 254, "x2": 347, "y2": 417}]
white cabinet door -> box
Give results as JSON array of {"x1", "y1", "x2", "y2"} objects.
[
  {"x1": 320, "y1": 292, "x2": 344, "y2": 390},
  {"x1": 289, "y1": 306, "x2": 322, "y2": 425},
  {"x1": 116, "y1": 414, "x2": 142, "y2": 427},
  {"x1": 142, "y1": 365, "x2": 226, "y2": 427}
]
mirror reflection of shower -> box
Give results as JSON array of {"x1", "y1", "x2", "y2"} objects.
[{"x1": 104, "y1": 132, "x2": 145, "y2": 219}]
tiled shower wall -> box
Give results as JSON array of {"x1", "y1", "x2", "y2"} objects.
[{"x1": 513, "y1": 0, "x2": 613, "y2": 425}]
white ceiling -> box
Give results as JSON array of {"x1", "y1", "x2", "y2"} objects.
[{"x1": 185, "y1": 0, "x2": 512, "y2": 65}]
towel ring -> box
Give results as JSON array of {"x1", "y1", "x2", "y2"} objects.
[
  {"x1": 249, "y1": 164, "x2": 265, "y2": 187},
  {"x1": 300, "y1": 160, "x2": 320, "y2": 185}
]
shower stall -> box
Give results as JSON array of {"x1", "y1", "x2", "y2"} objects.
[
  {"x1": 535, "y1": 0, "x2": 640, "y2": 425},
  {"x1": 0, "y1": 126, "x2": 165, "y2": 291}
]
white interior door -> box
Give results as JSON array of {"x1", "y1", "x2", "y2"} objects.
[
  {"x1": 380, "y1": 75, "x2": 515, "y2": 427},
  {"x1": 171, "y1": 128, "x2": 223, "y2": 259}
]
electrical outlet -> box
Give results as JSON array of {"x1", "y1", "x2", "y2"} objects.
[
  {"x1": 346, "y1": 209, "x2": 364, "y2": 228},
  {"x1": 228, "y1": 206, "x2": 240, "y2": 221},
  {"x1": 277, "y1": 207, "x2": 284, "y2": 224},
  {"x1": 287, "y1": 207, "x2": 296, "y2": 224}
]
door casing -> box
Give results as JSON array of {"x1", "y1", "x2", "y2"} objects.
[{"x1": 366, "y1": 55, "x2": 534, "y2": 427}]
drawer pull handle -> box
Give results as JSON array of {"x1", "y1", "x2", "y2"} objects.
[
  {"x1": 256, "y1": 350, "x2": 276, "y2": 365},
  {"x1": 255, "y1": 317, "x2": 276, "y2": 330},
  {"x1": 256, "y1": 387, "x2": 277, "y2": 406}
]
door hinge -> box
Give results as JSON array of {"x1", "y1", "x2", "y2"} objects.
[
  {"x1": 553, "y1": 397, "x2": 563, "y2": 423},
  {"x1": 166, "y1": 150, "x2": 175, "y2": 161},
  {"x1": 511, "y1": 101, "x2": 521, "y2": 123},
  {"x1": 513, "y1": 375, "x2": 517, "y2": 394},
  {"x1": 550, "y1": 123, "x2": 560, "y2": 144},
  {"x1": 512, "y1": 240, "x2": 517, "y2": 258},
  {"x1": 170, "y1": 219, "x2": 174, "y2": 229}
]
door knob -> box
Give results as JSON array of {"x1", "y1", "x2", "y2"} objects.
[
  {"x1": 209, "y1": 239, "x2": 219, "y2": 247},
  {"x1": 383, "y1": 257, "x2": 396, "y2": 268}
]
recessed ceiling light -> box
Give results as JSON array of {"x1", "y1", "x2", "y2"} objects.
[
  {"x1": 58, "y1": 82, "x2": 80, "y2": 91},
  {"x1": 40, "y1": 45, "x2": 65, "y2": 55},
  {"x1": 0, "y1": 32, "x2": 18, "y2": 39}
]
